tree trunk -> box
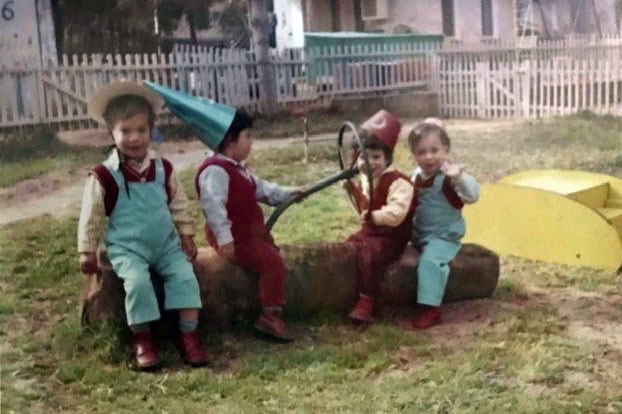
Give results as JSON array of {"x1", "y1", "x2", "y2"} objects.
[
  {"x1": 249, "y1": 0, "x2": 278, "y2": 115},
  {"x1": 188, "y1": 15, "x2": 198, "y2": 45},
  {"x1": 80, "y1": 243, "x2": 500, "y2": 329}
]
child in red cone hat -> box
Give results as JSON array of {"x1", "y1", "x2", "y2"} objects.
[{"x1": 344, "y1": 110, "x2": 417, "y2": 323}]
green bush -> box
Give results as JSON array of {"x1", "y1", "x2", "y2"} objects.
[{"x1": 0, "y1": 126, "x2": 69, "y2": 162}]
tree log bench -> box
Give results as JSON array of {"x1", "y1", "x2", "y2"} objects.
[{"x1": 80, "y1": 243, "x2": 499, "y2": 328}]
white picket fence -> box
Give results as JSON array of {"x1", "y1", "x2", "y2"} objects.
[
  {"x1": 0, "y1": 41, "x2": 440, "y2": 130},
  {"x1": 439, "y1": 34, "x2": 622, "y2": 119},
  {"x1": 3, "y1": 35, "x2": 622, "y2": 130}
]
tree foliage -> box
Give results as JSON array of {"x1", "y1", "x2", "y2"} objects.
[
  {"x1": 56, "y1": 0, "x2": 219, "y2": 54},
  {"x1": 60, "y1": 0, "x2": 159, "y2": 54}
]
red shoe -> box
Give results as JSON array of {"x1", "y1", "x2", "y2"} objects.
[
  {"x1": 406, "y1": 305, "x2": 442, "y2": 329},
  {"x1": 132, "y1": 331, "x2": 159, "y2": 370},
  {"x1": 348, "y1": 295, "x2": 374, "y2": 323},
  {"x1": 255, "y1": 311, "x2": 294, "y2": 342},
  {"x1": 178, "y1": 330, "x2": 209, "y2": 367}
]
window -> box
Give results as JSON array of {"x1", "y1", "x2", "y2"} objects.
[
  {"x1": 481, "y1": 0, "x2": 493, "y2": 36},
  {"x1": 441, "y1": 0, "x2": 455, "y2": 37}
]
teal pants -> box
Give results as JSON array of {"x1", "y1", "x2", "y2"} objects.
[
  {"x1": 416, "y1": 238, "x2": 461, "y2": 306},
  {"x1": 108, "y1": 241, "x2": 202, "y2": 325}
]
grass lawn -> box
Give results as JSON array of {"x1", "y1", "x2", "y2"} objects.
[{"x1": 1, "y1": 112, "x2": 622, "y2": 413}]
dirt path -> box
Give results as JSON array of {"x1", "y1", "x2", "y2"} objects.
[
  {"x1": 0, "y1": 118, "x2": 523, "y2": 225},
  {"x1": 0, "y1": 131, "x2": 341, "y2": 225}
]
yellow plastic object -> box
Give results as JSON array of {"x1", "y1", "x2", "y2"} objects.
[{"x1": 463, "y1": 170, "x2": 622, "y2": 271}]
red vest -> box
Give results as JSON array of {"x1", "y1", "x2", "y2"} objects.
[
  {"x1": 92, "y1": 158, "x2": 173, "y2": 216},
  {"x1": 362, "y1": 170, "x2": 417, "y2": 242},
  {"x1": 195, "y1": 157, "x2": 269, "y2": 246},
  {"x1": 414, "y1": 173, "x2": 464, "y2": 209}
]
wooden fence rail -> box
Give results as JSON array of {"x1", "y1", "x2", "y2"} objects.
[
  {"x1": 3, "y1": 35, "x2": 622, "y2": 131},
  {"x1": 0, "y1": 41, "x2": 440, "y2": 131},
  {"x1": 439, "y1": 35, "x2": 622, "y2": 119}
]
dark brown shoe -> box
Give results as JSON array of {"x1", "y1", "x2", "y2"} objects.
[
  {"x1": 348, "y1": 295, "x2": 374, "y2": 323},
  {"x1": 404, "y1": 305, "x2": 442, "y2": 330},
  {"x1": 132, "y1": 331, "x2": 159, "y2": 370},
  {"x1": 178, "y1": 330, "x2": 209, "y2": 367},
  {"x1": 255, "y1": 311, "x2": 294, "y2": 342}
]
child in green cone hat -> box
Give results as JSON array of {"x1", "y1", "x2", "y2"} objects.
[{"x1": 144, "y1": 82, "x2": 301, "y2": 341}]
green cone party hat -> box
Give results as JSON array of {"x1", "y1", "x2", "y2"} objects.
[{"x1": 143, "y1": 81, "x2": 236, "y2": 150}]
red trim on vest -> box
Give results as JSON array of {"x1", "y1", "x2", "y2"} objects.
[
  {"x1": 195, "y1": 156, "x2": 268, "y2": 246},
  {"x1": 91, "y1": 165, "x2": 118, "y2": 217},
  {"x1": 414, "y1": 174, "x2": 435, "y2": 188},
  {"x1": 362, "y1": 170, "x2": 416, "y2": 242},
  {"x1": 414, "y1": 172, "x2": 464, "y2": 210},
  {"x1": 441, "y1": 176, "x2": 464, "y2": 209},
  {"x1": 161, "y1": 158, "x2": 174, "y2": 204},
  {"x1": 91, "y1": 158, "x2": 173, "y2": 216}
]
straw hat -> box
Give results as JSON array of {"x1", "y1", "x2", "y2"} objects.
[
  {"x1": 360, "y1": 109, "x2": 402, "y2": 150},
  {"x1": 144, "y1": 81, "x2": 236, "y2": 150},
  {"x1": 87, "y1": 80, "x2": 164, "y2": 125}
]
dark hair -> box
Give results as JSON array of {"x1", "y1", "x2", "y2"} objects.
[
  {"x1": 217, "y1": 109, "x2": 254, "y2": 153},
  {"x1": 103, "y1": 95, "x2": 155, "y2": 131},
  {"x1": 407, "y1": 123, "x2": 451, "y2": 152},
  {"x1": 352, "y1": 128, "x2": 393, "y2": 165}
]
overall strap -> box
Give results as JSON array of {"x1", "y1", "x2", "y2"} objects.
[
  {"x1": 91, "y1": 164, "x2": 119, "y2": 217},
  {"x1": 439, "y1": 175, "x2": 464, "y2": 210},
  {"x1": 93, "y1": 158, "x2": 173, "y2": 216}
]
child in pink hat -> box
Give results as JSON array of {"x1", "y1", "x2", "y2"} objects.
[
  {"x1": 405, "y1": 118, "x2": 479, "y2": 329},
  {"x1": 345, "y1": 110, "x2": 417, "y2": 323}
]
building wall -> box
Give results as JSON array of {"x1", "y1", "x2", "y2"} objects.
[
  {"x1": 337, "y1": 0, "x2": 357, "y2": 31},
  {"x1": 363, "y1": 0, "x2": 443, "y2": 34},
  {"x1": 301, "y1": 0, "x2": 618, "y2": 44},
  {"x1": 304, "y1": 0, "x2": 334, "y2": 31},
  {"x1": 357, "y1": 0, "x2": 515, "y2": 42},
  {"x1": 494, "y1": 1, "x2": 516, "y2": 40},
  {"x1": 453, "y1": 0, "x2": 514, "y2": 42},
  {"x1": 275, "y1": 0, "x2": 305, "y2": 50},
  {"x1": 0, "y1": 0, "x2": 44, "y2": 68}
]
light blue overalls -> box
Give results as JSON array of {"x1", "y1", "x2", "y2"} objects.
[
  {"x1": 412, "y1": 173, "x2": 464, "y2": 306},
  {"x1": 104, "y1": 158, "x2": 202, "y2": 325}
]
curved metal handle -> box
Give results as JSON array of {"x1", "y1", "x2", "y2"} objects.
[
  {"x1": 337, "y1": 121, "x2": 374, "y2": 217},
  {"x1": 265, "y1": 168, "x2": 358, "y2": 232},
  {"x1": 266, "y1": 121, "x2": 373, "y2": 232}
]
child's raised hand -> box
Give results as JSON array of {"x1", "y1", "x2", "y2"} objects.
[
  {"x1": 180, "y1": 234, "x2": 198, "y2": 262},
  {"x1": 440, "y1": 160, "x2": 464, "y2": 180},
  {"x1": 218, "y1": 242, "x2": 235, "y2": 262},
  {"x1": 79, "y1": 252, "x2": 99, "y2": 275}
]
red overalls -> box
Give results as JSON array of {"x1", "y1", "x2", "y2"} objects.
[{"x1": 195, "y1": 157, "x2": 286, "y2": 308}]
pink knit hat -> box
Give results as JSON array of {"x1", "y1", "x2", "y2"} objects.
[{"x1": 360, "y1": 109, "x2": 402, "y2": 150}]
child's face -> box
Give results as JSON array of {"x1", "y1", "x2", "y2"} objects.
[
  {"x1": 111, "y1": 112, "x2": 151, "y2": 161},
  {"x1": 229, "y1": 128, "x2": 252, "y2": 162},
  {"x1": 358, "y1": 148, "x2": 388, "y2": 179},
  {"x1": 412, "y1": 132, "x2": 448, "y2": 176}
]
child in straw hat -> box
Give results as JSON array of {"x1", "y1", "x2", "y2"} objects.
[{"x1": 78, "y1": 80, "x2": 208, "y2": 369}]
